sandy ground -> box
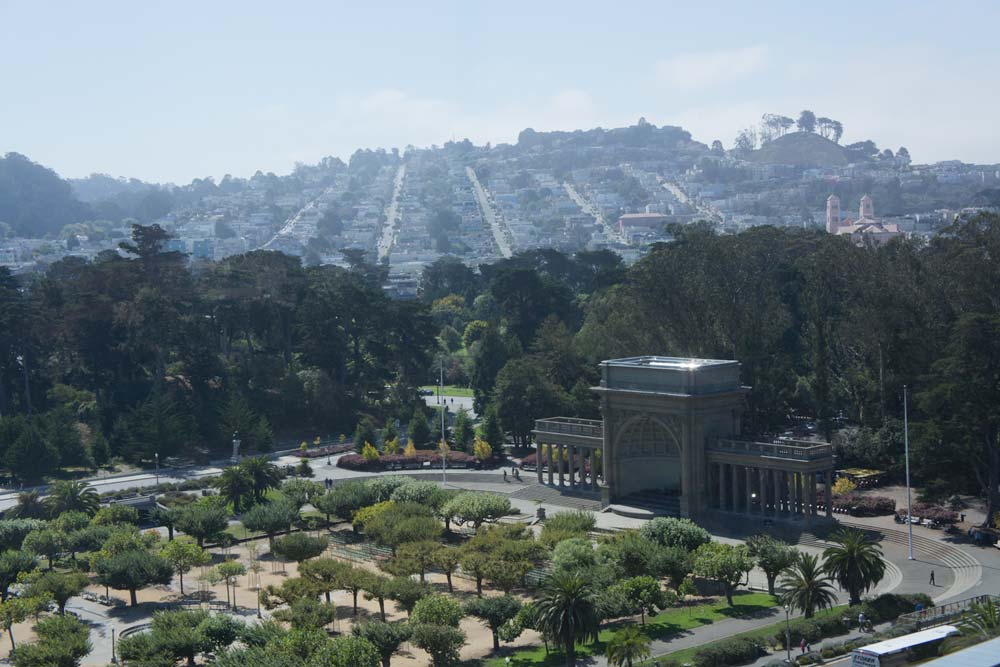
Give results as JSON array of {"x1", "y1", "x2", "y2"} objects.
[{"x1": 0, "y1": 529, "x2": 539, "y2": 667}]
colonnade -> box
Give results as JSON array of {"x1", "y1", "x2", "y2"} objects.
[
  {"x1": 536, "y1": 444, "x2": 601, "y2": 493},
  {"x1": 714, "y1": 462, "x2": 833, "y2": 521}
]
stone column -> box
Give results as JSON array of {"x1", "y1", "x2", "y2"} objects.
[
  {"x1": 804, "y1": 474, "x2": 814, "y2": 526},
  {"x1": 547, "y1": 446, "x2": 554, "y2": 486},
  {"x1": 795, "y1": 473, "x2": 803, "y2": 515},
  {"x1": 772, "y1": 469, "x2": 781, "y2": 514},
  {"x1": 731, "y1": 464, "x2": 740, "y2": 512},
  {"x1": 757, "y1": 468, "x2": 767, "y2": 514},
  {"x1": 788, "y1": 472, "x2": 797, "y2": 514},
  {"x1": 537, "y1": 444, "x2": 543, "y2": 484},
  {"x1": 568, "y1": 446, "x2": 576, "y2": 487},
  {"x1": 558, "y1": 445, "x2": 565, "y2": 487},
  {"x1": 745, "y1": 466, "x2": 754, "y2": 514},
  {"x1": 592, "y1": 451, "x2": 599, "y2": 492},
  {"x1": 825, "y1": 469, "x2": 833, "y2": 517},
  {"x1": 718, "y1": 463, "x2": 726, "y2": 509},
  {"x1": 810, "y1": 473, "x2": 818, "y2": 517}
]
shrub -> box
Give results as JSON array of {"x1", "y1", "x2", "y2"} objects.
[
  {"x1": 640, "y1": 517, "x2": 710, "y2": 552},
  {"x1": 338, "y1": 450, "x2": 476, "y2": 472},
  {"x1": 692, "y1": 636, "x2": 764, "y2": 667},
  {"x1": 797, "y1": 651, "x2": 821, "y2": 665},
  {"x1": 862, "y1": 593, "x2": 933, "y2": 623}
]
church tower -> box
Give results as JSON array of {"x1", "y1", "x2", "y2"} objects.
[
  {"x1": 826, "y1": 195, "x2": 841, "y2": 234},
  {"x1": 859, "y1": 194, "x2": 874, "y2": 220}
]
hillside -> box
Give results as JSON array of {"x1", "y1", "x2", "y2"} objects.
[
  {"x1": 0, "y1": 152, "x2": 91, "y2": 237},
  {"x1": 749, "y1": 131, "x2": 848, "y2": 167}
]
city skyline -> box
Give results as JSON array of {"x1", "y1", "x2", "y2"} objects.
[{"x1": 3, "y1": 1, "x2": 998, "y2": 183}]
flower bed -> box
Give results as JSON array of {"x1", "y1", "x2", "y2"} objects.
[
  {"x1": 297, "y1": 443, "x2": 355, "y2": 459},
  {"x1": 900, "y1": 502, "x2": 959, "y2": 524},
  {"x1": 338, "y1": 449, "x2": 477, "y2": 471},
  {"x1": 816, "y1": 491, "x2": 895, "y2": 516}
]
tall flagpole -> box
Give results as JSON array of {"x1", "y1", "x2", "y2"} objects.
[{"x1": 904, "y1": 385, "x2": 914, "y2": 560}]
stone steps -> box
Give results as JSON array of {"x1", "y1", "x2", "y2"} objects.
[{"x1": 608, "y1": 491, "x2": 681, "y2": 519}]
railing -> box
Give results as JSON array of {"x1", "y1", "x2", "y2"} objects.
[
  {"x1": 710, "y1": 438, "x2": 833, "y2": 462},
  {"x1": 534, "y1": 417, "x2": 604, "y2": 440},
  {"x1": 897, "y1": 594, "x2": 1000, "y2": 630}
]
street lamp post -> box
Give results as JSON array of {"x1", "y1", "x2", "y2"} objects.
[
  {"x1": 154, "y1": 452, "x2": 160, "y2": 486},
  {"x1": 111, "y1": 625, "x2": 117, "y2": 664},
  {"x1": 231, "y1": 431, "x2": 241, "y2": 466},
  {"x1": 784, "y1": 605, "x2": 791, "y2": 663}
]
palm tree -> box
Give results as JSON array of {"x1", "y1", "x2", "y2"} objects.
[
  {"x1": 780, "y1": 552, "x2": 837, "y2": 619},
  {"x1": 535, "y1": 571, "x2": 600, "y2": 667},
  {"x1": 217, "y1": 466, "x2": 253, "y2": 513},
  {"x1": 44, "y1": 481, "x2": 100, "y2": 517},
  {"x1": 822, "y1": 528, "x2": 886, "y2": 605},
  {"x1": 606, "y1": 625, "x2": 651, "y2": 667},
  {"x1": 7, "y1": 491, "x2": 47, "y2": 519},
  {"x1": 962, "y1": 597, "x2": 1000, "y2": 638},
  {"x1": 239, "y1": 456, "x2": 281, "y2": 504}
]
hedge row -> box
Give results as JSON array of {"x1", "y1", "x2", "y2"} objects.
[
  {"x1": 815, "y1": 492, "x2": 896, "y2": 516},
  {"x1": 691, "y1": 637, "x2": 765, "y2": 667},
  {"x1": 338, "y1": 449, "x2": 477, "y2": 471},
  {"x1": 298, "y1": 443, "x2": 355, "y2": 459},
  {"x1": 773, "y1": 593, "x2": 933, "y2": 649}
]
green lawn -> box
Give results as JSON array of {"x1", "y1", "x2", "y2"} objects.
[
  {"x1": 485, "y1": 592, "x2": 778, "y2": 667},
  {"x1": 650, "y1": 604, "x2": 850, "y2": 666},
  {"x1": 421, "y1": 385, "x2": 474, "y2": 397}
]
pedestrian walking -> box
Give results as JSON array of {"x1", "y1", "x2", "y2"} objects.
[
  {"x1": 503, "y1": 470, "x2": 507, "y2": 482},
  {"x1": 800, "y1": 638, "x2": 806, "y2": 654},
  {"x1": 929, "y1": 570, "x2": 936, "y2": 586}
]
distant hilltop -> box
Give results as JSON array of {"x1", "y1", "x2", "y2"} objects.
[{"x1": 748, "y1": 132, "x2": 848, "y2": 167}]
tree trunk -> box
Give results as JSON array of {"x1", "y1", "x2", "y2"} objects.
[
  {"x1": 766, "y1": 574, "x2": 776, "y2": 595},
  {"x1": 180, "y1": 572, "x2": 185, "y2": 594},
  {"x1": 325, "y1": 591, "x2": 331, "y2": 604},
  {"x1": 565, "y1": 618, "x2": 576, "y2": 667},
  {"x1": 379, "y1": 598, "x2": 386, "y2": 622},
  {"x1": 130, "y1": 588, "x2": 138, "y2": 607},
  {"x1": 352, "y1": 590, "x2": 359, "y2": 615},
  {"x1": 8, "y1": 626, "x2": 14, "y2": 652},
  {"x1": 445, "y1": 573, "x2": 453, "y2": 592},
  {"x1": 492, "y1": 629, "x2": 500, "y2": 650},
  {"x1": 476, "y1": 576, "x2": 483, "y2": 597},
  {"x1": 725, "y1": 585, "x2": 734, "y2": 606}
]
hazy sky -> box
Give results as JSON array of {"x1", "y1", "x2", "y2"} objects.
[{"x1": 3, "y1": 1, "x2": 998, "y2": 183}]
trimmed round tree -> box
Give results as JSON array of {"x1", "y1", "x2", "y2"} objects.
[
  {"x1": 465, "y1": 595, "x2": 522, "y2": 650},
  {"x1": 94, "y1": 549, "x2": 174, "y2": 606}
]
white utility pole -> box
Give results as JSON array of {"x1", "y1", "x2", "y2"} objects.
[{"x1": 904, "y1": 385, "x2": 914, "y2": 560}]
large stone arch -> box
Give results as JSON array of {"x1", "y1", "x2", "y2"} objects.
[{"x1": 613, "y1": 413, "x2": 683, "y2": 496}]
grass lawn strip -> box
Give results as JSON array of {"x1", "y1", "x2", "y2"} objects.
[
  {"x1": 648, "y1": 604, "x2": 851, "y2": 666},
  {"x1": 485, "y1": 592, "x2": 778, "y2": 667},
  {"x1": 420, "y1": 385, "x2": 475, "y2": 397}
]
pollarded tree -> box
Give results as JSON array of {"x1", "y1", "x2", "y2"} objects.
[
  {"x1": 433, "y1": 546, "x2": 461, "y2": 593},
  {"x1": 280, "y1": 479, "x2": 325, "y2": 510},
  {"x1": 91, "y1": 504, "x2": 140, "y2": 527},
  {"x1": 273, "y1": 533, "x2": 328, "y2": 564},
  {"x1": 94, "y1": 549, "x2": 174, "y2": 606},
  {"x1": 361, "y1": 573, "x2": 392, "y2": 622},
  {"x1": 175, "y1": 501, "x2": 229, "y2": 548},
  {"x1": 299, "y1": 557, "x2": 349, "y2": 604},
  {"x1": 441, "y1": 492, "x2": 511, "y2": 530},
  {"x1": 353, "y1": 621, "x2": 410, "y2": 667},
  {"x1": 408, "y1": 623, "x2": 466, "y2": 667},
  {"x1": 821, "y1": 528, "x2": 886, "y2": 605},
  {"x1": 274, "y1": 598, "x2": 337, "y2": 631},
  {"x1": 386, "y1": 540, "x2": 440, "y2": 583},
  {"x1": 160, "y1": 540, "x2": 210, "y2": 594},
  {"x1": 691, "y1": 542, "x2": 754, "y2": 606},
  {"x1": 22, "y1": 528, "x2": 65, "y2": 570},
  {"x1": 385, "y1": 576, "x2": 430, "y2": 617},
  {"x1": 242, "y1": 498, "x2": 299, "y2": 550},
  {"x1": 611, "y1": 575, "x2": 671, "y2": 625},
  {"x1": 0, "y1": 550, "x2": 37, "y2": 602},
  {"x1": 747, "y1": 535, "x2": 798, "y2": 596},
  {"x1": 10, "y1": 613, "x2": 91, "y2": 667},
  {"x1": 339, "y1": 566, "x2": 373, "y2": 617},
  {"x1": 535, "y1": 571, "x2": 600, "y2": 667},
  {"x1": 217, "y1": 561, "x2": 247, "y2": 612},
  {"x1": 780, "y1": 552, "x2": 837, "y2": 619},
  {"x1": 411, "y1": 594, "x2": 464, "y2": 628},
  {"x1": 309, "y1": 635, "x2": 381, "y2": 667},
  {"x1": 24, "y1": 570, "x2": 88, "y2": 615},
  {"x1": 465, "y1": 595, "x2": 522, "y2": 651}
]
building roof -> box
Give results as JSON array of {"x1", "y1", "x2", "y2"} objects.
[
  {"x1": 602, "y1": 356, "x2": 735, "y2": 370},
  {"x1": 919, "y1": 635, "x2": 1000, "y2": 667},
  {"x1": 854, "y1": 626, "x2": 959, "y2": 656}
]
